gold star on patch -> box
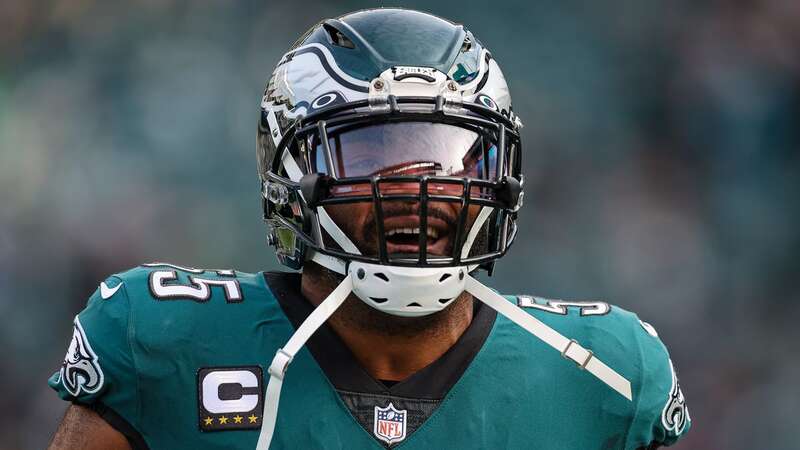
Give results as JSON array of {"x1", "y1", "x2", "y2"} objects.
[
  {"x1": 233, "y1": 415, "x2": 243, "y2": 424},
  {"x1": 248, "y1": 414, "x2": 259, "y2": 423},
  {"x1": 219, "y1": 416, "x2": 229, "y2": 424},
  {"x1": 203, "y1": 417, "x2": 213, "y2": 426}
]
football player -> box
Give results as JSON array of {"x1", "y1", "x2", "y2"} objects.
[{"x1": 48, "y1": 8, "x2": 690, "y2": 450}]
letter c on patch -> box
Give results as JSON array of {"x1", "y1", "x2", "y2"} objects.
[{"x1": 201, "y1": 370, "x2": 259, "y2": 414}]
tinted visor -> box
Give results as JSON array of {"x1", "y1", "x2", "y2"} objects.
[
  {"x1": 306, "y1": 121, "x2": 510, "y2": 264},
  {"x1": 313, "y1": 122, "x2": 498, "y2": 180}
]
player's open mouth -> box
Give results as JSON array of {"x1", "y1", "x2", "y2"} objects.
[{"x1": 383, "y1": 215, "x2": 451, "y2": 256}]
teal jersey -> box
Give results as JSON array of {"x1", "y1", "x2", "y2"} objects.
[{"x1": 50, "y1": 263, "x2": 690, "y2": 449}]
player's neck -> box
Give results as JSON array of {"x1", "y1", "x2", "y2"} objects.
[{"x1": 300, "y1": 263, "x2": 474, "y2": 382}]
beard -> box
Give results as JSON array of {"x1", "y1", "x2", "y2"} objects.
[
  {"x1": 304, "y1": 198, "x2": 490, "y2": 338},
  {"x1": 324, "y1": 200, "x2": 489, "y2": 259}
]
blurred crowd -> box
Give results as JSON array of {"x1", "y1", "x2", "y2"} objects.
[{"x1": 1, "y1": 0, "x2": 798, "y2": 448}]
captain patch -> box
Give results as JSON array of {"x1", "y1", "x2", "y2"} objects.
[{"x1": 197, "y1": 366, "x2": 264, "y2": 431}]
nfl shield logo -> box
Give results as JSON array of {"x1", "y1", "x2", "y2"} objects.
[{"x1": 373, "y1": 403, "x2": 407, "y2": 444}]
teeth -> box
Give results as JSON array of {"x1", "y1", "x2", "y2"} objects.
[{"x1": 385, "y1": 226, "x2": 440, "y2": 239}]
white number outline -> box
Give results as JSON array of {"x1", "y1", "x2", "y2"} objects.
[
  {"x1": 517, "y1": 295, "x2": 610, "y2": 316},
  {"x1": 146, "y1": 264, "x2": 242, "y2": 303}
]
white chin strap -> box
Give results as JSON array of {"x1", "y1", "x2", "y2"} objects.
[
  {"x1": 255, "y1": 270, "x2": 632, "y2": 450},
  {"x1": 256, "y1": 275, "x2": 353, "y2": 450}
]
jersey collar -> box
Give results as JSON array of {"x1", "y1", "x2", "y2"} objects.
[{"x1": 265, "y1": 271, "x2": 496, "y2": 400}]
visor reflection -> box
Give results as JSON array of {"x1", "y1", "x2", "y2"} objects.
[{"x1": 314, "y1": 122, "x2": 498, "y2": 180}]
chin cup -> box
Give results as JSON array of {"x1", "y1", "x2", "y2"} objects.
[{"x1": 348, "y1": 261, "x2": 468, "y2": 317}]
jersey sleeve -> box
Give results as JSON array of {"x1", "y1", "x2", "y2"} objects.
[
  {"x1": 48, "y1": 275, "x2": 140, "y2": 428},
  {"x1": 625, "y1": 319, "x2": 691, "y2": 449}
]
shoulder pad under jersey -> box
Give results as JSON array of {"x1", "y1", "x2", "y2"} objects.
[{"x1": 513, "y1": 294, "x2": 691, "y2": 448}]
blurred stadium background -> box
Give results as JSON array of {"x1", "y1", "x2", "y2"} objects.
[{"x1": 1, "y1": 0, "x2": 798, "y2": 448}]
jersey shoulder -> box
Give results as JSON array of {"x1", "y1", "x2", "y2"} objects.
[
  {"x1": 111, "y1": 262, "x2": 265, "y2": 305},
  {"x1": 49, "y1": 262, "x2": 285, "y2": 395},
  {"x1": 105, "y1": 262, "x2": 287, "y2": 349},
  {"x1": 509, "y1": 293, "x2": 691, "y2": 448},
  {"x1": 512, "y1": 293, "x2": 660, "y2": 364},
  {"x1": 49, "y1": 263, "x2": 293, "y2": 441}
]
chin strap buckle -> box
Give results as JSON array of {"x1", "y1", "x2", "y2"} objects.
[
  {"x1": 268, "y1": 348, "x2": 294, "y2": 380},
  {"x1": 256, "y1": 274, "x2": 354, "y2": 450},
  {"x1": 561, "y1": 339, "x2": 594, "y2": 370},
  {"x1": 464, "y1": 275, "x2": 632, "y2": 401}
]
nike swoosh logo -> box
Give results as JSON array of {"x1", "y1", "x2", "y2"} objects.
[{"x1": 100, "y1": 281, "x2": 123, "y2": 299}]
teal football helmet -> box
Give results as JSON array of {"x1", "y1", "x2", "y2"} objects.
[{"x1": 257, "y1": 8, "x2": 524, "y2": 284}]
